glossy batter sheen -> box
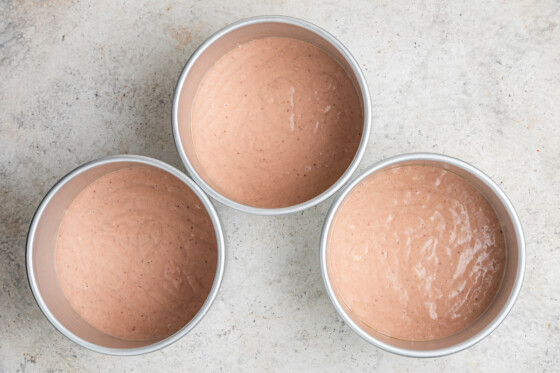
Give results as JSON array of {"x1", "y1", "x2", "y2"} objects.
[
  {"x1": 191, "y1": 37, "x2": 363, "y2": 208},
  {"x1": 328, "y1": 165, "x2": 506, "y2": 341},
  {"x1": 56, "y1": 167, "x2": 217, "y2": 341}
]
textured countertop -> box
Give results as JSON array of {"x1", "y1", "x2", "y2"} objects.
[{"x1": 1, "y1": 1, "x2": 559, "y2": 372}]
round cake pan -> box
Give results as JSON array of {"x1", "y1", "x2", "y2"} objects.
[
  {"x1": 26, "y1": 155, "x2": 226, "y2": 355},
  {"x1": 320, "y1": 152, "x2": 525, "y2": 357},
  {"x1": 172, "y1": 15, "x2": 371, "y2": 215}
]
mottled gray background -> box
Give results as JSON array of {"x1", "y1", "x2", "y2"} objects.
[{"x1": 1, "y1": 0, "x2": 559, "y2": 372}]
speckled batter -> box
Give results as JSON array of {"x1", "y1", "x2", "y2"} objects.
[
  {"x1": 328, "y1": 165, "x2": 506, "y2": 341},
  {"x1": 56, "y1": 167, "x2": 217, "y2": 341},
  {"x1": 191, "y1": 37, "x2": 363, "y2": 208}
]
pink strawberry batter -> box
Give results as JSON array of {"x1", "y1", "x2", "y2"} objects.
[
  {"x1": 56, "y1": 167, "x2": 217, "y2": 341},
  {"x1": 328, "y1": 165, "x2": 506, "y2": 341},
  {"x1": 191, "y1": 37, "x2": 363, "y2": 208}
]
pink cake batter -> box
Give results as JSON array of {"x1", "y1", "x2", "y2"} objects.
[
  {"x1": 56, "y1": 167, "x2": 217, "y2": 341},
  {"x1": 328, "y1": 165, "x2": 506, "y2": 341},
  {"x1": 191, "y1": 37, "x2": 363, "y2": 208}
]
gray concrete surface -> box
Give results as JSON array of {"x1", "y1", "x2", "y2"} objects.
[{"x1": 1, "y1": 0, "x2": 559, "y2": 371}]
